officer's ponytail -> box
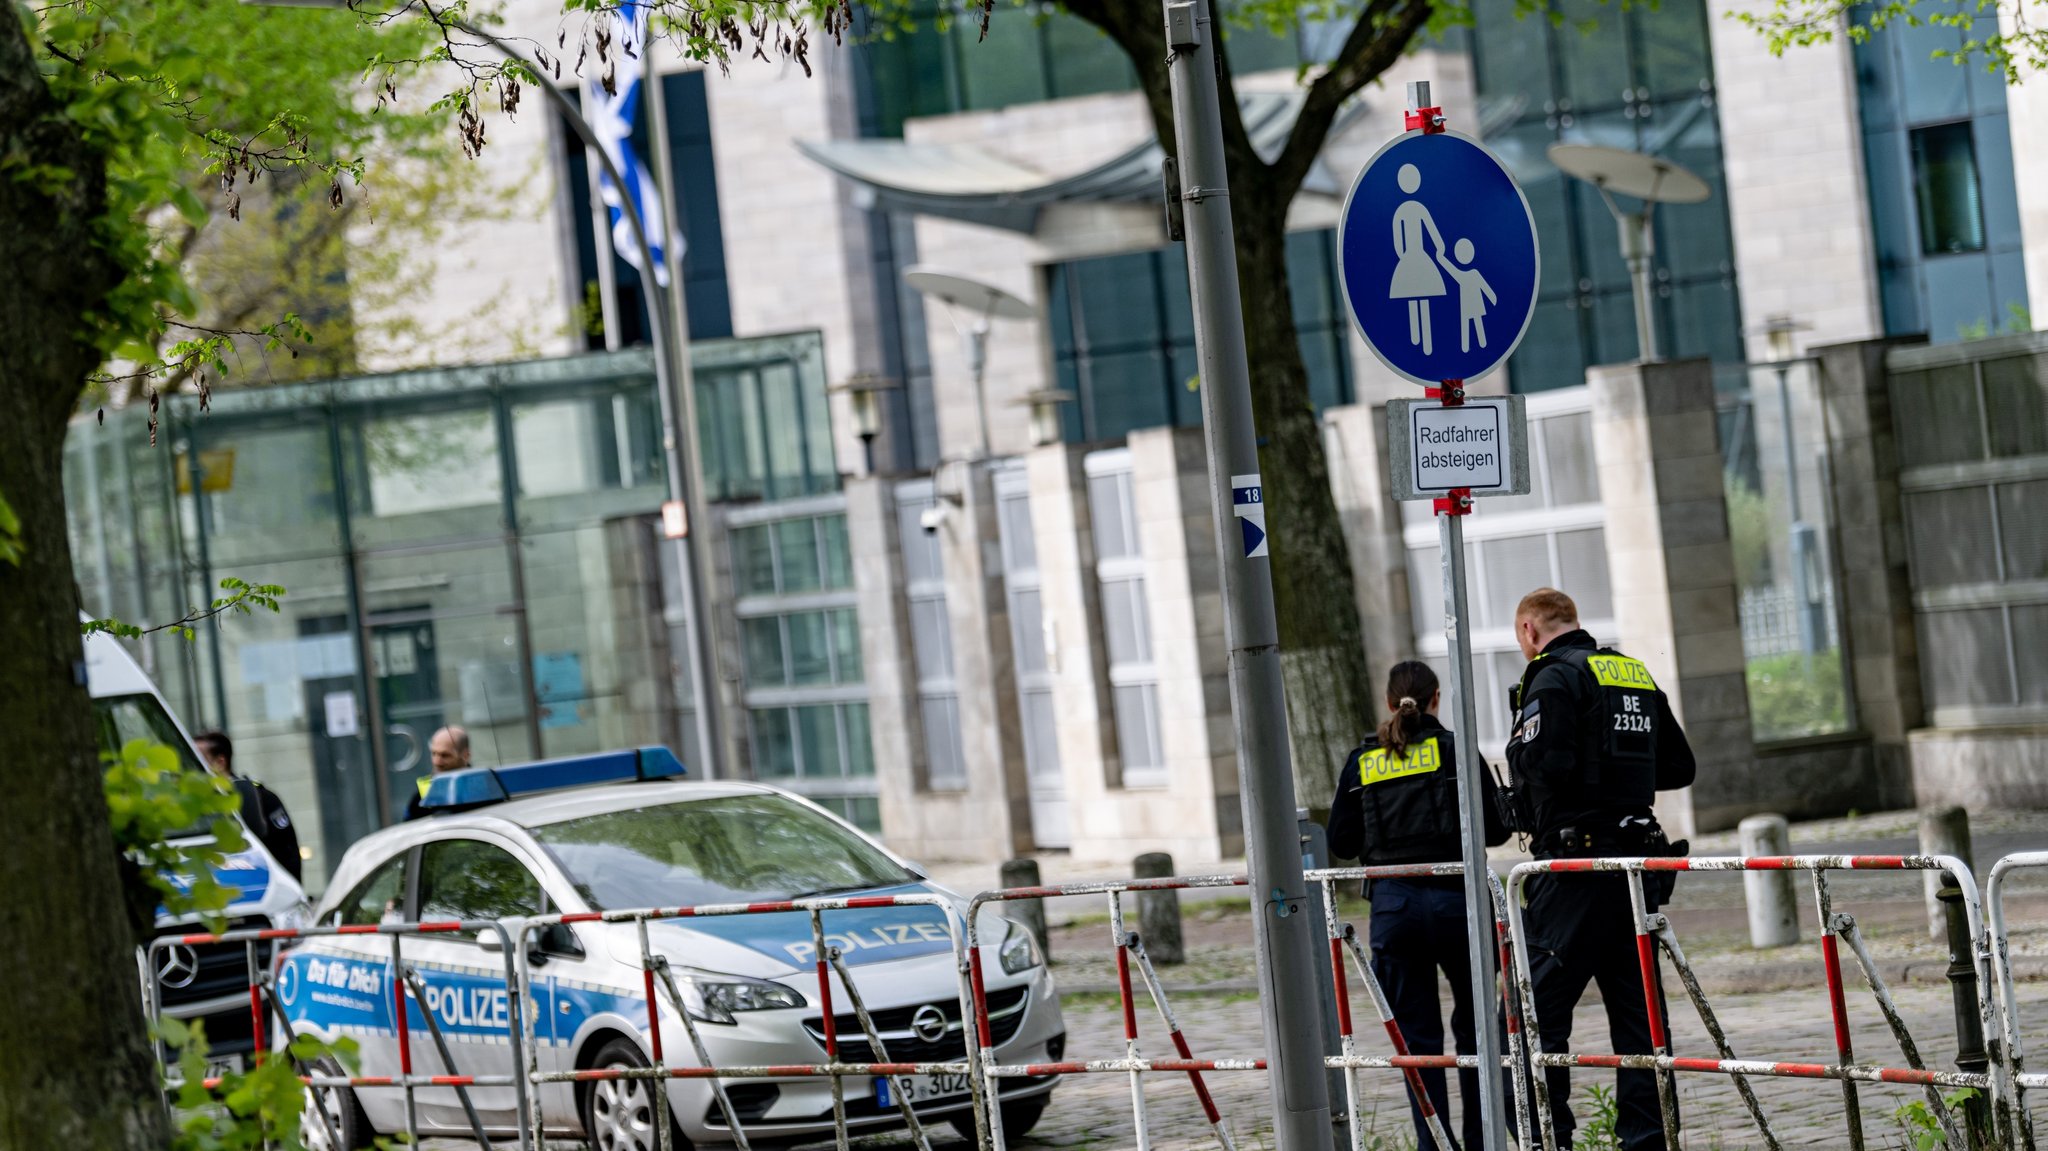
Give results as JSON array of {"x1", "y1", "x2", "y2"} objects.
[{"x1": 1376, "y1": 660, "x2": 1440, "y2": 760}]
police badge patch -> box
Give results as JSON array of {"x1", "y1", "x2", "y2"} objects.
[{"x1": 1513, "y1": 701, "x2": 1540, "y2": 744}]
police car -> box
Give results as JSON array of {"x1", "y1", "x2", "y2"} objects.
[{"x1": 280, "y1": 747, "x2": 1064, "y2": 1150}]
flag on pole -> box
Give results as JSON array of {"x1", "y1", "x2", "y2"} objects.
[{"x1": 584, "y1": 2, "x2": 671, "y2": 287}]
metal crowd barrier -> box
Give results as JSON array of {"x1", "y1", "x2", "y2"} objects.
[
  {"x1": 509, "y1": 891, "x2": 977, "y2": 1151},
  {"x1": 1989, "y1": 850, "x2": 2048, "y2": 1151},
  {"x1": 144, "y1": 916, "x2": 532, "y2": 1151},
  {"x1": 1505, "y1": 853, "x2": 1995, "y2": 1151}
]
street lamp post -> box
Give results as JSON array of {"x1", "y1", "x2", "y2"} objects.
[
  {"x1": 1548, "y1": 143, "x2": 1711, "y2": 363},
  {"x1": 242, "y1": 0, "x2": 726, "y2": 776}
]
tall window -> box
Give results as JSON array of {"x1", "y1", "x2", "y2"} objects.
[
  {"x1": 894, "y1": 481, "x2": 966, "y2": 790},
  {"x1": 1469, "y1": 0, "x2": 1744, "y2": 390},
  {"x1": 1047, "y1": 231, "x2": 1354, "y2": 444},
  {"x1": 1910, "y1": 122, "x2": 1986, "y2": 256},
  {"x1": 1085, "y1": 450, "x2": 1165, "y2": 786},
  {"x1": 692, "y1": 334, "x2": 839, "y2": 504},
  {"x1": 730, "y1": 502, "x2": 878, "y2": 831}
]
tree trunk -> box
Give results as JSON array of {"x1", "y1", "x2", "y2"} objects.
[
  {"x1": 1229, "y1": 182, "x2": 1376, "y2": 818},
  {"x1": 0, "y1": 7, "x2": 168, "y2": 1150}
]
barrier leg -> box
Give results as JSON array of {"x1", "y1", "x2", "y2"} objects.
[
  {"x1": 1505, "y1": 878, "x2": 1562, "y2": 1151},
  {"x1": 826, "y1": 949, "x2": 934, "y2": 1151},
  {"x1": 1836, "y1": 918, "x2": 1968, "y2": 1151},
  {"x1": 1813, "y1": 872, "x2": 1866, "y2": 1151},
  {"x1": 398, "y1": 966, "x2": 494, "y2": 1147},
  {"x1": 260, "y1": 981, "x2": 346, "y2": 1151},
  {"x1": 516, "y1": 926, "x2": 549, "y2": 1151},
  {"x1": 636, "y1": 919, "x2": 675, "y2": 1151},
  {"x1": 650, "y1": 961, "x2": 756, "y2": 1151},
  {"x1": 1321, "y1": 892, "x2": 1363, "y2": 1151},
  {"x1": 966, "y1": 936, "x2": 1004, "y2": 1151},
  {"x1": 808, "y1": 909, "x2": 849, "y2": 1151},
  {"x1": 1989, "y1": 859, "x2": 2038, "y2": 1151},
  {"x1": 1650, "y1": 918, "x2": 1783, "y2": 1151},
  {"x1": 1107, "y1": 893, "x2": 1152, "y2": 1151},
  {"x1": 1126, "y1": 930, "x2": 1238, "y2": 1151},
  {"x1": 1339, "y1": 927, "x2": 1460, "y2": 1151},
  {"x1": 1627, "y1": 872, "x2": 1682, "y2": 1151},
  {"x1": 1491, "y1": 895, "x2": 1535, "y2": 1151},
  {"x1": 392, "y1": 936, "x2": 420, "y2": 1147}
]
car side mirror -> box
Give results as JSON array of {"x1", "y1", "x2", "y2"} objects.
[
  {"x1": 476, "y1": 932, "x2": 505, "y2": 953},
  {"x1": 539, "y1": 922, "x2": 585, "y2": 960}
]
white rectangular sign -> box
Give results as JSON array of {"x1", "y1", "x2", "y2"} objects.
[{"x1": 1386, "y1": 396, "x2": 1531, "y2": 500}]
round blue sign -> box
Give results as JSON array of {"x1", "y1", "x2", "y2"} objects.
[{"x1": 1337, "y1": 129, "x2": 1540, "y2": 386}]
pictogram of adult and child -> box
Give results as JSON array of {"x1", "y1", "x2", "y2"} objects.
[{"x1": 1389, "y1": 162, "x2": 1496, "y2": 356}]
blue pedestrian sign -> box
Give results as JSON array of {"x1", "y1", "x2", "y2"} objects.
[{"x1": 1338, "y1": 130, "x2": 1540, "y2": 386}]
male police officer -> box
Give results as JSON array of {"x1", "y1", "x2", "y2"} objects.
[
  {"x1": 1329, "y1": 660, "x2": 1510, "y2": 1151},
  {"x1": 1505, "y1": 588, "x2": 1695, "y2": 1151}
]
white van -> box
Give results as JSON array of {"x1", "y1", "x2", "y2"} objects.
[{"x1": 87, "y1": 627, "x2": 312, "y2": 1073}]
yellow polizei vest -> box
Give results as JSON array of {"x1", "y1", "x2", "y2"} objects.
[{"x1": 1355, "y1": 735, "x2": 1443, "y2": 787}]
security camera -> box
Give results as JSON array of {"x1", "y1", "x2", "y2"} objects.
[{"x1": 918, "y1": 505, "x2": 946, "y2": 535}]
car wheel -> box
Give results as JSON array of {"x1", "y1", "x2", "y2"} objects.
[
  {"x1": 581, "y1": 1037, "x2": 691, "y2": 1151},
  {"x1": 301, "y1": 1057, "x2": 371, "y2": 1151},
  {"x1": 948, "y1": 1095, "x2": 1050, "y2": 1144}
]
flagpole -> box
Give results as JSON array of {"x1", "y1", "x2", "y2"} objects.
[{"x1": 438, "y1": 11, "x2": 726, "y2": 779}]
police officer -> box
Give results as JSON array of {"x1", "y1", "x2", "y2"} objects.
[
  {"x1": 1328, "y1": 660, "x2": 1510, "y2": 1151},
  {"x1": 1505, "y1": 588, "x2": 1695, "y2": 1151},
  {"x1": 194, "y1": 730, "x2": 304, "y2": 882}
]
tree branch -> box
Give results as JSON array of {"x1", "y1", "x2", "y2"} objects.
[{"x1": 1270, "y1": 0, "x2": 1432, "y2": 198}]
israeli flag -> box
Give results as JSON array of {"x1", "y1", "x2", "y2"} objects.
[{"x1": 584, "y1": 2, "x2": 671, "y2": 287}]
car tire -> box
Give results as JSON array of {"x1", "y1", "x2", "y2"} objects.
[
  {"x1": 581, "y1": 1037, "x2": 692, "y2": 1151},
  {"x1": 301, "y1": 1057, "x2": 372, "y2": 1151},
  {"x1": 948, "y1": 1094, "x2": 1050, "y2": 1144}
]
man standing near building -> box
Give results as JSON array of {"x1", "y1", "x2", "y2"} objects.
[
  {"x1": 404, "y1": 725, "x2": 472, "y2": 820},
  {"x1": 194, "y1": 730, "x2": 304, "y2": 883},
  {"x1": 1505, "y1": 588, "x2": 1695, "y2": 1151}
]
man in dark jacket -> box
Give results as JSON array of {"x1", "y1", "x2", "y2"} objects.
[
  {"x1": 194, "y1": 730, "x2": 304, "y2": 883},
  {"x1": 1506, "y1": 588, "x2": 1696, "y2": 1151},
  {"x1": 1328, "y1": 660, "x2": 1511, "y2": 1151}
]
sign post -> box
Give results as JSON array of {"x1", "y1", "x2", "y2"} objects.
[
  {"x1": 1338, "y1": 80, "x2": 1540, "y2": 1151},
  {"x1": 1161, "y1": 3, "x2": 1333, "y2": 1149}
]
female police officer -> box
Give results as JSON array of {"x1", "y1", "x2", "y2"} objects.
[{"x1": 1327, "y1": 661, "x2": 1510, "y2": 1151}]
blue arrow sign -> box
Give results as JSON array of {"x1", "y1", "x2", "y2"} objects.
[{"x1": 1338, "y1": 129, "x2": 1539, "y2": 386}]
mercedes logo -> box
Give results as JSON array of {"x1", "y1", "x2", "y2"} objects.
[
  {"x1": 158, "y1": 944, "x2": 200, "y2": 990},
  {"x1": 909, "y1": 1004, "x2": 948, "y2": 1045}
]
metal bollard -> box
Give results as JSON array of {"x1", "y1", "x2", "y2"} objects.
[
  {"x1": 1938, "y1": 883, "x2": 1994, "y2": 1150},
  {"x1": 999, "y1": 858, "x2": 1051, "y2": 963},
  {"x1": 1739, "y1": 814, "x2": 1800, "y2": 948},
  {"x1": 1133, "y1": 852, "x2": 1186, "y2": 965},
  {"x1": 1921, "y1": 806, "x2": 1974, "y2": 940}
]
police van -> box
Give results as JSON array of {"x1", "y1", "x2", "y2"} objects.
[
  {"x1": 86, "y1": 628, "x2": 313, "y2": 1075},
  {"x1": 280, "y1": 748, "x2": 1065, "y2": 1151}
]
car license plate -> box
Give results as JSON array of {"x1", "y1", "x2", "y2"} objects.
[
  {"x1": 874, "y1": 1071, "x2": 970, "y2": 1107},
  {"x1": 166, "y1": 1052, "x2": 245, "y2": 1087}
]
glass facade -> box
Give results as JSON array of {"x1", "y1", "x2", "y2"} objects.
[
  {"x1": 1084, "y1": 450, "x2": 1165, "y2": 786},
  {"x1": 1469, "y1": 0, "x2": 1745, "y2": 391},
  {"x1": 1047, "y1": 230, "x2": 1355, "y2": 444},
  {"x1": 1853, "y1": 8, "x2": 2028, "y2": 341},
  {"x1": 64, "y1": 333, "x2": 843, "y2": 889},
  {"x1": 854, "y1": 2, "x2": 1317, "y2": 137}
]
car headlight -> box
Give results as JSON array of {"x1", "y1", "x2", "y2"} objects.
[
  {"x1": 673, "y1": 968, "x2": 805, "y2": 1025},
  {"x1": 998, "y1": 919, "x2": 1042, "y2": 975},
  {"x1": 270, "y1": 902, "x2": 313, "y2": 934}
]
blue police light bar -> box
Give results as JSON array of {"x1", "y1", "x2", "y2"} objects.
[{"x1": 420, "y1": 746, "x2": 686, "y2": 810}]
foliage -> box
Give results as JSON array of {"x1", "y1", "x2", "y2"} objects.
[
  {"x1": 83, "y1": 576, "x2": 286, "y2": 643},
  {"x1": 1576, "y1": 1082, "x2": 1622, "y2": 1151},
  {"x1": 102, "y1": 738, "x2": 250, "y2": 936},
  {"x1": 1725, "y1": 478, "x2": 1775, "y2": 590},
  {"x1": 0, "y1": 489, "x2": 21, "y2": 567},
  {"x1": 1893, "y1": 1086, "x2": 1980, "y2": 1150},
  {"x1": 1735, "y1": 0, "x2": 2048, "y2": 82},
  {"x1": 1746, "y1": 648, "x2": 1849, "y2": 742},
  {"x1": 161, "y1": 1019, "x2": 371, "y2": 1151},
  {"x1": 1956, "y1": 302, "x2": 2034, "y2": 341}
]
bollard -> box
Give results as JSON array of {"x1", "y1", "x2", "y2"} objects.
[
  {"x1": 1739, "y1": 814, "x2": 1801, "y2": 948},
  {"x1": 1938, "y1": 883, "x2": 1993, "y2": 1150},
  {"x1": 999, "y1": 858, "x2": 1051, "y2": 963},
  {"x1": 1299, "y1": 809, "x2": 1349, "y2": 1126},
  {"x1": 1920, "y1": 806, "x2": 1974, "y2": 940},
  {"x1": 1133, "y1": 852, "x2": 1186, "y2": 965}
]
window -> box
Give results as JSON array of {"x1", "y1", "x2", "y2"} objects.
[
  {"x1": 1911, "y1": 122, "x2": 1986, "y2": 256},
  {"x1": 1086, "y1": 452, "x2": 1165, "y2": 785},
  {"x1": 333, "y1": 855, "x2": 409, "y2": 928},
  {"x1": 1048, "y1": 231, "x2": 1353, "y2": 443},
  {"x1": 94, "y1": 695, "x2": 204, "y2": 773},
  {"x1": 896, "y1": 480, "x2": 966, "y2": 790},
  {"x1": 417, "y1": 839, "x2": 546, "y2": 925}
]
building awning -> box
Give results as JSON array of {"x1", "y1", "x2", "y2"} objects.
[{"x1": 798, "y1": 91, "x2": 1358, "y2": 234}]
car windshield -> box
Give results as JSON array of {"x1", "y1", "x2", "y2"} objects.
[{"x1": 530, "y1": 793, "x2": 916, "y2": 910}]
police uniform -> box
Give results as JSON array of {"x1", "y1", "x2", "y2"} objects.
[
  {"x1": 1327, "y1": 715, "x2": 1509, "y2": 1151},
  {"x1": 1505, "y1": 629, "x2": 1696, "y2": 1151}
]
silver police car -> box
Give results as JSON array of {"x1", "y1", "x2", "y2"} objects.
[{"x1": 279, "y1": 749, "x2": 1063, "y2": 1150}]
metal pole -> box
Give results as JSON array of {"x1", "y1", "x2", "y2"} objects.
[
  {"x1": 1161, "y1": 5, "x2": 1332, "y2": 1148},
  {"x1": 1620, "y1": 209, "x2": 1660, "y2": 362},
  {"x1": 640, "y1": 40, "x2": 727, "y2": 778},
  {"x1": 1776, "y1": 362, "x2": 1819, "y2": 662},
  {"x1": 1439, "y1": 507, "x2": 1510, "y2": 1151}
]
